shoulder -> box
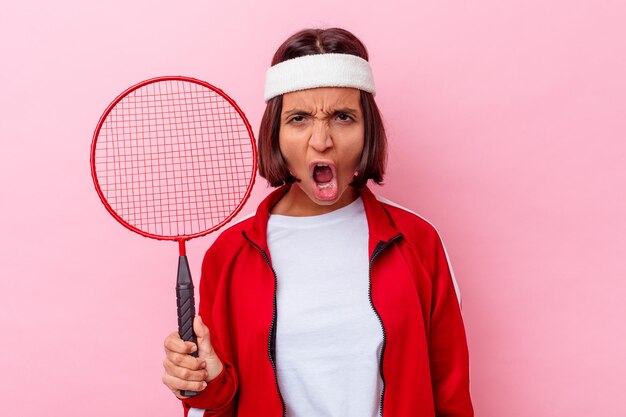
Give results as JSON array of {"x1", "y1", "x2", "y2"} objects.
[
  {"x1": 202, "y1": 211, "x2": 257, "y2": 262},
  {"x1": 374, "y1": 195, "x2": 442, "y2": 244},
  {"x1": 374, "y1": 194, "x2": 462, "y2": 306}
]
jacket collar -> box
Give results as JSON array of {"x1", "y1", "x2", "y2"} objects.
[
  {"x1": 242, "y1": 185, "x2": 290, "y2": 254},
  {"x1": 243, "y1": 185, "x2": 401, "y2": 255},
  {"x1": 358, "y1": 185, "x2": 401, "y2": 243}
]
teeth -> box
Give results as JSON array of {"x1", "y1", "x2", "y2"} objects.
[{"x1": 317, "y1": 182, "x2": 332, "y2": 189}]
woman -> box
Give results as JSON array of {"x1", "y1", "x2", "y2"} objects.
[{"x1": 162, "y1": 28, "x2": 474, "y2": 417}]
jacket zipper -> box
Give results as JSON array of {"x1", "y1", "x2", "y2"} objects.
[
  {"x1": 369, "y1": 233, "x2": 403, "y2": 417},
  {"x1": 242, "y1": 232, "x2": 287, "y2": 417}
]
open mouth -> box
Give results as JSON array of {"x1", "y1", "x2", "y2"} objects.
[
  {"x1": 313, "y1": 164, "x2": 333, "y2": 184},
  {"x1": 310, "y1": 161, "x2": 338, "y2": 200},
  {"x1": 311, "y1": 161, "x2": 336, "y2": 183}
]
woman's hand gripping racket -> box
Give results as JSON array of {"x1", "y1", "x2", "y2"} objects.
[{"x1": 90, "y1": 76, "x2": 256, "y2": 397}]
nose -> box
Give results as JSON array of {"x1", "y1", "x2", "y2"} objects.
[{"x1": 308, "y1": 120, "x2": 332, "y2": 152}]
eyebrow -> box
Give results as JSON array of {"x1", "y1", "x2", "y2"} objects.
[
  {"x1": 282, "y1": 107, "x2": 360, "y2": 117},
  {"x1": 282, "y1": 108, "x2": 311, "y2": 117},
  {"x1": 332, "y1": 107, "x2": 360, "y2": 115}
]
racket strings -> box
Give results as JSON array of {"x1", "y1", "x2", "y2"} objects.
[{"x1": 93, "y1": 79, "x2": 255, "y2": 238}]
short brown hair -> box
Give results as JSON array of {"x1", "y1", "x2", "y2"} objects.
[{"x1": 258, "y1": 28, "x2": 387, "y2": 188}]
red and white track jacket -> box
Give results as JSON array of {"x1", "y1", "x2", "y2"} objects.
[{"x1": 181, "y1": 185, "x2": 474, "y2": 417}]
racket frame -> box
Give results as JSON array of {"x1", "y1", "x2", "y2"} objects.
[{"x1": 90, "y1": 75, "x2": 258, "y2": 244}]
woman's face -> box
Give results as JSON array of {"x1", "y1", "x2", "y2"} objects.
[{"x1": 278, "y1": 87, "x2": 365, "y2": 214}]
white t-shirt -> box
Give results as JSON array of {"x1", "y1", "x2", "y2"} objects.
[{"x1": 267, "y1": 197, "x2": 384, "y2": 417}]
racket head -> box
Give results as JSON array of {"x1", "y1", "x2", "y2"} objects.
[{"x1": 90, "y1": 76, "x2": 257, "y2": 241}]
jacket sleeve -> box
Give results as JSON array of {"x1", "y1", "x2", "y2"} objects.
[
  {"x1": 428, "y1": 233, "x2": 474, "y2": 417},
  {"x1": 180, "y1": 243, "x2": 239, "y2": 417}
]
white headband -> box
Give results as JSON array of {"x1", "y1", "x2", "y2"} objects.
[{"x1": 263, "y1": 53, "x2": 376, "y2": 102}]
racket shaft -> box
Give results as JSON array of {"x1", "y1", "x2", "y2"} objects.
[{"x1": 176, "y1": 255, "x2": 200, "y2": 397}]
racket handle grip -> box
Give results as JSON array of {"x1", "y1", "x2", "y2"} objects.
[
  {"x1": 176, "y1": 286, "x2": 197, "y2": 344},
  {"x1": 176, "y1": 255, "x2": 200, "y2": 398}
]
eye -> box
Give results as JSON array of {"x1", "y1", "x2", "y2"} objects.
[
  {"x1": 336, "y1": 113, "x2": 353, "y2": 122},
  {"x1": 287, "y1": 115, "x2": 306, "y2": 124}
]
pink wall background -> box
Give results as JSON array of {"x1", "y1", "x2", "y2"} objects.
[{"x1": 1, "y1": 0, "x2": 624, "y2": 416}]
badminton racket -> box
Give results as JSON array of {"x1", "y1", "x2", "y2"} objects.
[{"x1": 90, "y1": 76, "x2": 256, "y2": 397}]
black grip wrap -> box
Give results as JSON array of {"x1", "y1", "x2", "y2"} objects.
[
  {"x1": 176, "y1": 255, "x2": 200, "y2": 398},
  {"x1": 177, "y1": 287, "x2": 197, "y2": 343}
]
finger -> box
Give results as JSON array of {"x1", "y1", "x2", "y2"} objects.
[
  {"x1": 164, "y1": 332, "x2": 198, "y2": 354},
  {"x1": 165, "y1": 351, "x2": 207, "y2": 371},
  {"x1": 193, "y1": 315, "x2": 210, "y2": 338},
  {"x1": 162, "y1": 372, "x2": 207, "y2": 393},
  {"x1": 194, "y1": 316, "x2": 215, "y2": 358},
  {"x1": 163, "y1": 358, "x2": 209, "y2": 381}
]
